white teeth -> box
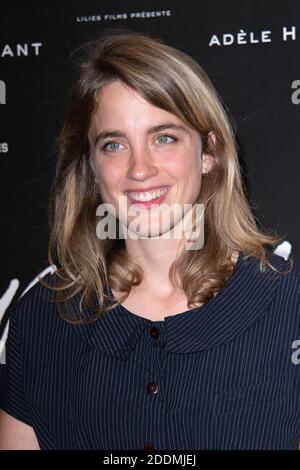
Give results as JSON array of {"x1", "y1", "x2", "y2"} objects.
[{"x1": 126, "y1": 187, "x2": 168, "y2": 202}]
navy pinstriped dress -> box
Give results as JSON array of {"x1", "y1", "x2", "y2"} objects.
[{"x1": 1, "y1": 251, "x2": 300, "y2": 449}]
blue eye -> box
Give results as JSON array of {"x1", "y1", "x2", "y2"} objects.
[
  {"x1": 101, "y1": 135, "x2": 177, "y2": 152},
  {"x1": 157, "y1": 134, "x2": 177, "y2": 144},
  {"x1": 102, "y1": 142, "x2": 122, "y2": 152}
]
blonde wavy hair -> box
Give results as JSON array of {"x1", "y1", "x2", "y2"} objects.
[{"x1": 42, "y1": 27, "x2": 291, "y2": 323}]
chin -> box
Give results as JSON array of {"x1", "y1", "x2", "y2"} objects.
[{"x1": 128, "y1": 224, "x2": 175, "y2": 240}]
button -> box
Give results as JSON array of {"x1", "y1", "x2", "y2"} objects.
[
  {"x1": 143, "y1": 443, "x2": 155, "y2": 450},
  {"x1": 149, "y1": 327, "x2": 160, "y2": 339},
  {"x1": 147, "y1": 382, "x2": 158, "y2": 395}
]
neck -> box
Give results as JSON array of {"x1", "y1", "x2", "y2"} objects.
[{"x1": 124, "y1": 235, "x2": 183, "y2": 296}]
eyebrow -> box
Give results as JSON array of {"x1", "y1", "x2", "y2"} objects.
[{"x1": 94, "y1": 123, "x2": 188, "y2": 146}]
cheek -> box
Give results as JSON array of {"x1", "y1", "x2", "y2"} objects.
[
  {"x1": 95, "y1": 160, "x2": 121, "y2": 189},
  {"x1": 170, "y1": 152, "x2": 201, "y2": 182},
  {"x1": 181, "y1": 154, "x2": 202, "y2": 197}
]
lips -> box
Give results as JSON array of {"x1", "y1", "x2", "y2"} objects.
[
  {"x1": 125, "y1": 186, "x2": 170, "y2": 208},
  {"x1": 124, "y1": 185, "x2": 170, "y2": 193},
  {"x1": 125, "y1": 187, "x2": 169, "y2": 202}
]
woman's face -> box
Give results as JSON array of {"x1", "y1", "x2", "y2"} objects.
[{"x1": 89, "y1": 80, "x2": 213, "y2": 239}]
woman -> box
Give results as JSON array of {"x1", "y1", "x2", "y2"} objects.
[{"x1": 0, "y1": 28, "x2": 299, "y2": 450}]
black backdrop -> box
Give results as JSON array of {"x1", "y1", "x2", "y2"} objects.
[{"x1": 0, "y1": 0, "x2": 299, "y2": 366}]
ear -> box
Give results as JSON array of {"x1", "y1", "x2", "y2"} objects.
[{"x1": 201, "y1": 131, "x2": 216, "y2": 175}]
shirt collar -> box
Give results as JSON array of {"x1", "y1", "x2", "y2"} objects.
[{"x1": 74, "y1": 251, "x2": 288, "y2": 360}]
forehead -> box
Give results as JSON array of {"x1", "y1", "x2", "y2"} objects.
[
  {"x1": 91, "y1": 80, "x2": 193, "y2": 134},
  {"x1": 88, "y1": 80, "x2": 201, "y2": 149}
]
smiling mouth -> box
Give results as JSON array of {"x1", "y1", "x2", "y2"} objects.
[
  {"x1": 124, "y1": 187, "x2": 170, "y2": 207},
  {"x1": 125, "y1": 187, "x2": 169, "y2": 201}
]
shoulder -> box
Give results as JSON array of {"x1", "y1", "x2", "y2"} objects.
[
  {"x1": 5, "y1": 273, "x2": 86, "y2": 368},
  {"x1": 238, "y1": 251, "x2": 300, "y2": 323},
  {"x1": 244, "y1": 250, "x2": 300, "y2": 291},
  {"x1": 267, "y1": 252, "x2": 300, "y2": 297},
  {"x1": 7, "y1": 272, "x2": 62, "y2": 336},
  {"x1": 264, "y1": 252, "x2": 300, "y2": 322}
]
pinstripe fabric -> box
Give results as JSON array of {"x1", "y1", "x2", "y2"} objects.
[{"x1": 1, "y1": 250, "x2": 300, "y2": 450}]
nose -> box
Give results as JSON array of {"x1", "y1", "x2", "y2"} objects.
[{"x1": 126, "y1": 145, "x2": 159, "y2": 181}]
